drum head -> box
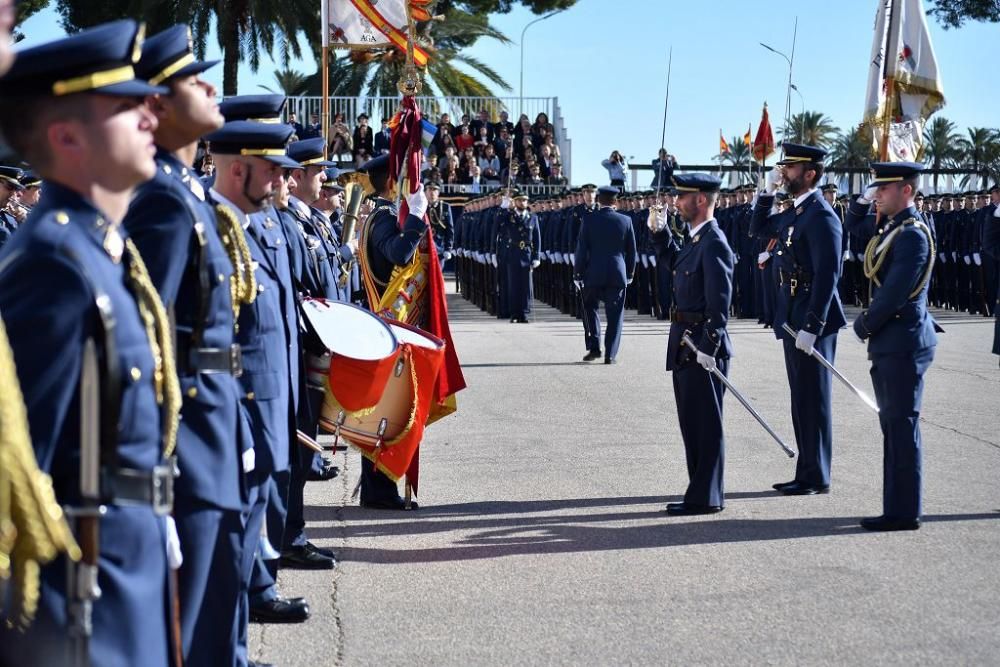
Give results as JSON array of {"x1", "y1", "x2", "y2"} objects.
[
  {"x1": 301, "y1": 299, "x2": 397, "y2": 360},
  {"x1": 388, "y1": 321, "x2": 444, "y2": 350}
]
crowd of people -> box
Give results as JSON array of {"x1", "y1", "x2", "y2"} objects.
[{"x1": 0, "y1": 19, "x2": 466, "y2": 667}]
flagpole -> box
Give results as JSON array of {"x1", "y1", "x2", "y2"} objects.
[
  {"x1": 321, "y1": 0, "x2": 330, "y2": 157},
  {"x1": 657, "y1": 46, "x2": 672, "y2": 190},
  {"x1": 879, "y1": 0, "x2": 901, "y2": 161}
]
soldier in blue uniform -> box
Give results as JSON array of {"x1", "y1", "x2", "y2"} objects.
[
  {"x1": 203, "y1": 122, "x2": 314, "y2": 647},
  {"x1": 652, "y1": 174, "x2": 734, "y2": 515},
  {"x1": 0, "y1": 165, "x2": 24, "y2": 246},
  {"x1": 426, "y1": 182, "x2": 454, "y2": 268},
  {"x1": 750, "y1": 144, "x2": 846, "y2": 496},
  {"x1": 982, "y1": 186, "x2": 1000, "y2": 363},
  {"x1": 124, "y1": 25, "x2": 249, "y2": 666},
  {"x1": 574, "y1": 185, "x2": 637, "y2": 363},
  {"x1": 356, "y1": 154, "x2": 429, "y2": 510},
  {"x1": 497, "y1": 190, "x2": 542, "y2": 323},
  {"x1": 0, "y1": 20, "x2": 179, "y2": 666},
  {"x1": 846, "y1": 162, "x2": 939, "y2": 531}
]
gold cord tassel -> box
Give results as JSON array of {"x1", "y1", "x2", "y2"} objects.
[
  {"x1": 214, "y1": 205, "x2": 257, "y2": 319},
  {"x1": 124, "y1": 238, "x2": 181, "y2": 458},
  {"x1": 863, "y1": 218, "x2": 936, "y2": 300},
  {"x1": 0, "y1": 317, "x2": 80, "y2": 629}
]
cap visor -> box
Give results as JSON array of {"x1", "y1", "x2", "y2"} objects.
[
  {"x1": 99, "y1": 80, "x2": 170, "y2": 97},
  {"x1": 266, "y1": 155, "x2": 302, "y2": 169},
  {"x1": 166, "y1": 60, "x2": 220, "y2": 82}
]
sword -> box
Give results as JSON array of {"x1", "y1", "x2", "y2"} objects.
[
  {"x1": 781, "y1": 323, "x2": 880, "y2": 413},
  {"x1": 682, "y1": 334, "x2": 795, "y2": 458}
]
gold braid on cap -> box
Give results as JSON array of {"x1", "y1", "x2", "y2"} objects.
[
  {"x1": 0, "y1": 317, "x2": 80, "y2": 629},
  {"x1": 123, "y1": 239, "x2": 181, "y2": 458},
  {"x1": 213, "y1": 205, "x2": 257, "y2": 319}
]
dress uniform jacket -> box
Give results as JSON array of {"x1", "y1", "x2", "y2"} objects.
[
  {"x1": 983, "y1": 204, "x2": 1000, "y2": 356},
  {"x1": 499, "y1": 207, "x2": 542, "y2": 320},
  {"x1": 123, "y1": 150, "x2": 246, "y2": 666},
  {"x1": 0, "y1": 183, "x2": 171, "y2": 667},
  {"x1": 846, "y1": 201, "x2": 938, "y2": 521},
  {"x1": 655, "y1": 218, "x2": 734, "y2": 508}
]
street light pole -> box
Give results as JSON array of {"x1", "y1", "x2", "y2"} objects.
[
  {"x1": 760, "y1": 16, "x2": 798, "y2": 147},
  {"x1": 520, "y1": 10, "x2": 563, "y2": 120}
]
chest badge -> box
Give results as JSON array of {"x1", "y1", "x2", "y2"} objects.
[{"x1": 785, "y1": 226, "x2": 794, "y2": 248}]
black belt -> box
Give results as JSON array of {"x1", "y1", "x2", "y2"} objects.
[
  {"x1": 104, "y1": 462, "x2": 176, "y2": 516},
  {"x1": 778, "y1": 269, "x2": 813, "y2": 294},
  {"x1": 670, "y1": 309, "x2": 704, "y2": 324},
  {"x1": 177, "y1": 340, "x2": 243, "y2": 376}
]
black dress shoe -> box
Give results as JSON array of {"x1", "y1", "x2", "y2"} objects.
[
  {"x1": 304, "y1": 541, "x2": 335, "y2": 559},
  {"x1": 250, "y1": 596, "x2": 310, "y2": 623},
  {"x1": 664, "y1": 502, "x2": 723, "y2": 516},
  {"x1": 860, "y1": 516, "x2": 920, "y2": 531},
  {"x1": 604, "y1": 357, "x2": 616, "y2": 365},
  {"x1": 279, "y1": 545, "x2": 335, "y2": 570},
  {"x1": 778, "y1": 482, "x2": 830, "y2": 496},
  {"x1": 360, "y1": 497, "x2": 420, "y2": 510},
  {"x1": 582, "y1": 350, "x2": 602, "y2": 362},
  {"x1": 248, "y1": 661, "x2": 275, "y2": 667},
  {"x1": 306, "y1": 464, "x2": 340, "y2": 482},
  {"x1": 321, "y1": 456, "x2": 333, "y2": 467},
  {"x1": 771, "y1": 480, "x2": 797, "y2": 491}
]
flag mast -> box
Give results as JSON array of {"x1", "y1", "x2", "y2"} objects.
[
  {"x1": 321, "y1": 0, "x2": 330, "y2": 157},
  {"x1": 879, "y1": 0, "x2": 901, "y2": 161}
]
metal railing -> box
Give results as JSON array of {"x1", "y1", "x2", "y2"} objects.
[{"x1": 436, "y1": 183, "x2": 570, "y2": 197}]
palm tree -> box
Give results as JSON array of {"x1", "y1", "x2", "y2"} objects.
[
  {"x1": 922, "y1": 117, "x2": 962, "y2": 191},
  {"x1": 260, "y1": 68, "x2": 311, "y2": 96},
  {"x1": 780, "y1": 111, "x2": 840, "y2": 148},
  {"x1": 955, "y1": 127, "x2": 999, "y2": 172},
  {"x1": 828, "y1": 126, "x2": 874, "y2": 193}
]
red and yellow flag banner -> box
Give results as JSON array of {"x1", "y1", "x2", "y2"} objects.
[
  {"x1": 752, "y1": 103, "x2": 775, "y2": 162},
  {"x1": 322, "y1": 0, "x2": 431, "y2": 66}
]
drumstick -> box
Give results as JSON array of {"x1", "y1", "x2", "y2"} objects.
[{"x1": 296, "y1": 430, "x2": 324, "y2": 453}]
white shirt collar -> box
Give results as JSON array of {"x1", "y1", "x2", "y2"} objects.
[
  {"x1": 688, "y1": 218, "x2": 714, "y2": 238},
  {"x1": 794, "y1": 188, "x2": 817, "y2": 209},
  {"x1": 210, "y1": 188, "x2": 251, "y2": 230}
]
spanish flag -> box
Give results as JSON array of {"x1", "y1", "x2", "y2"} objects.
[
  {"x1": 744, "y1": 124, "x2": 752, "y2": 147},
  {"x1": 719, "y1": 131, "x2": 730, "y2": 155}
]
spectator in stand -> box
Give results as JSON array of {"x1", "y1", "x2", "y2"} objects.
[
  {"x1": 478, "y1": 144, "x2": 501, "y2": 184},
  {"x1": 602, "y1": 150, "x2": 628, "y2": 190},
  {"x1": 459, "y1": 146, "x2": 476, "y2": 171},
  {"x1": 288, "y1": 111, "x2": 304, "y2": 138},
  {"x1": 540, "y1": 133, "x2": 560, "y2": 162},
  {"x1": 455, "y1": 123, "x2": 475, "y2": 152},
  {"x1": 374, "y1": 117, "x2": 392, "y2": 155},
  {"x1": 537, "y1": 144, "x2": 556, "y2": 179},
  {"x1": 470, "y1": 109, "x2": 493, "y2": 143},
  {"x1": 442, "y1": 156, "x2": 461, "y2": 186},
  {"x1": 426, "y1": 167, "x2": 442, "y2": 185},
  {"x1": 198, "y1": 153, "x2": 215, "y2": 178},
  {"x1": 650, "y1": 148, "x2": 678, "y2": 190},
  {"x1": 437, "y1": 145, "x2": 457, "y2": 172},
  {"x1": 501, "y1": 159, "x2": 519, "y2": 186},
  {"x1": 352, "y1": 113, "x2": 374, "y2": 160},
  {"x1": 473, "y1": 124, "x2": 491, "y2": 153},
  {"x1": 494, "y1": 127, "x2": 511, "y2": 164},
  {"x1": 524, "y1": 162, "x2": 546, "y2": 187},
  {"x1": 301, "y1": 113, "x2": 322, "y2": 139},
  {"x1": 532, "y1": 112, "x2": 554, "y2": 147},
  {"x1": 515, "y1": 134, "x2": 534, "y2": 162},
  {"x1": 548, "y1": 162, "x2": 568, "y2": 187},
  {"x1": 433, "y1": 113, "x2": 455, "y2": 153},
  {"x1": 514, "y1": 115, "x2": 532, "y2": 146},
  {"x1": 438, "y1": 131, "x2": 456, "y2": 156},
  {"x1": 494, "y1": 110, "x2": 515, "y2": 137},
  {"x1": 329, "y1": 112, "x2": 353, "y2": 163}
]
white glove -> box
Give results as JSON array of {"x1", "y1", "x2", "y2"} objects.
[
  {"x1": 491, "y1": 255, "x2": 498, "y2": 267},
  {"x1": 843, "y1": 249, "x2": 851, "y2": 262},
  {"x1": 626, "y1": 278, "x2": 633, "y2": 286},
  {"x1": 973, "y1": 253, "x2": 982, "y2": 266},
  {"x1": 641, "y1": 255, "x2": 649, "y2": 268},
  {"x1": 573, "y1": 279, "x2": 584, "y2": 291},
  {"x1": 938, "y1": 253, "x2": 946, "y2": 263},
  {"x1": 964, "y1": 255, "x2": 971, "y2": 265},
  {"x1": 757, "y1": 251, "x2": 771, "y2": 264},
  {"x1": 795, "y1": 330, "x2": 817, "y2": 355},
  {"x1": 442, "y1": 251, "x2": 452, "y2": 261},
  {"x1": 764, "y1": 168, "x2": 780, "y2": 195},
  {"x1": 540, "y1": 251, "x2": 548, "y2": 261},
  {"x1": 569, "y1": 255, "x2": 575, "y2": 266},
  {"x1": 696, "y1": 350, "x2": 717, "y2": 371},
  {"x1": 857, "y1": 252, "x2": 865, "y2": 262},
  {"x1": 242, "y1": 446, "x2": 255, "y2": 472},
  {"x1": 165, "y1": 516, "x2": 184, "y2": 569},
  {"x1": 500, "y1": 196, "x2": 511, "y2": 209},
  {"x1": 649, "y1": 255, "x2": 657, "y2": 267},
  {"x1": 857, "y1": 184, "x2": 878, "y2": 205},
  {"x1": 952, "y1": 251, "x2": 958, "y2": 261},
  {"x1": 406, "y1": 184, "x2": 428, "y2": 219},
  {"x1": 531, "y1": 259, "x2": 540, "y2": 269}
]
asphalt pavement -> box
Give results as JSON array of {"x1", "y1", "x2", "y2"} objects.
[{"x1": 251, "y1": 288, "x2": 1000, "y2": 666}]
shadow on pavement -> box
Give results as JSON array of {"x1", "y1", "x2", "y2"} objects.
[{"x1": 318, "y1": 511, "x2": 1000, "y2": 564}]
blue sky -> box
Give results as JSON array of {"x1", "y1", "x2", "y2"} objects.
[{"x1": 16, "y1": 0, "x2": 1000, "y2": 186}]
